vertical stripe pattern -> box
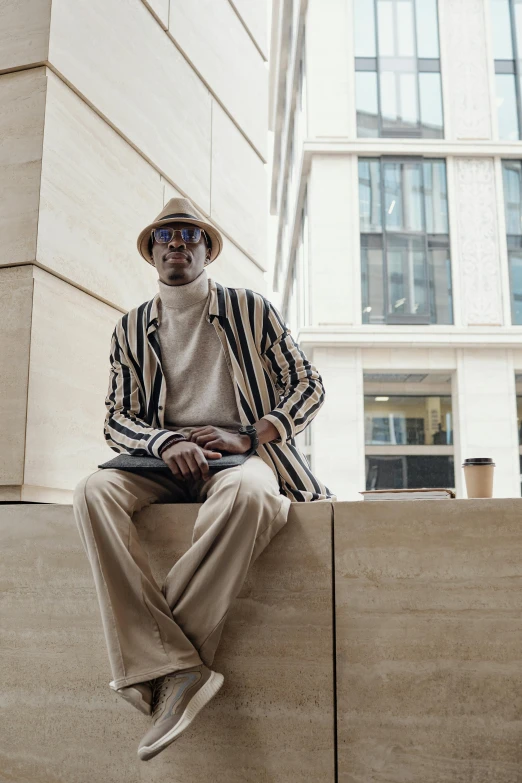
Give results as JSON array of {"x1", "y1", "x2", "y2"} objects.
[{"x1": 103, "y1": 278, "x2": 336, "y2": 502}]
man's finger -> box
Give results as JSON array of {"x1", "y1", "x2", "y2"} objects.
[
  {"x1": 174, "y1": 454, "x2": 191, "y2": 480},
  {"x1": 195, "y1": 434, "x2": 215, "y2": 446},
  {"x1": 185, "y1": 452, "x2": 204, "y2": 481},
  {"x1": 195, "y1": 453, "x2": 210, "y2": 480},
  {"x1": 190, "y1": 426, "x2": 213, "y2": 436},
  {"x1": 205, "y1": 440, "x2": 223, "y2": 450},
  {"x1": 166, "y1": 458, "x2": 182, "y2": 478}
]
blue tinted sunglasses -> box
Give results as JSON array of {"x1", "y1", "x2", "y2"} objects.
[{"x1": 151, "y1": 226, "x2": 208, "y2": 245}]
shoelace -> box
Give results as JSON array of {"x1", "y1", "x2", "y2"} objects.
[
  {"x1": 150, "y1": 675, "x2": 173, "y2": 719},
  {"x1": 149, "y1": 666, "x2": 202, "y2": 719}
]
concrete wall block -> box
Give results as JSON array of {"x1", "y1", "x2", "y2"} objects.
[
  {"x1": 169, "y1": 0, "x2": 267, "y2": 155},
  {"x1": 0, "y1": 0, "x2": 51, "y2": 71},
  {"x1": 0, "y1": 266, "x2": 121, "y2": 502},
  {"x1": 48, "y1": 0, "x2": 212, "y2": 210},
  {"x1": 0, "y1": 68, "x2": 46, "y2": 268},
  {"x1": 0, "y1": 266, "x2": 34, "y2": 487},
  {"x1": 0, "y1": 500, "x2": 335, "y2": 780},
  {"x1": 335, "y1": 497, "x2": 522, "y2": 781},
  {"x1": 230, "y1": 0, "x2": 268, "y2": 58},
  {"x1": 210, "y1": 101, "x2": 267, "y2": 265},
  {"x1": 38, "y1": 70, "x2": 161, "y2": 312}
]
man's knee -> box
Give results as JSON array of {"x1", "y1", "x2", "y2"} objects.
[
  {"x1": 73, "y1": 469, "x2": 113, "y2": 507},
  {"x1": 236, "y1": 458, "x2": 280, "y2": 502},
  {"x1": 234, "y1": 468, "x2": 281, "y2": 516}
]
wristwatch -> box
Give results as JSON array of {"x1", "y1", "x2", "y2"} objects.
[{"x1": 238, "y1": 424, "x2": 259, "y2": 452}]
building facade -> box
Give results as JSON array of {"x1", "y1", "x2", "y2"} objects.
[
  {"x1": 270, "y1": 0, "x2": 522, "y2": 500},
  {"x1": 1, "y1": 0, "x2": 269, "y2": 502}
]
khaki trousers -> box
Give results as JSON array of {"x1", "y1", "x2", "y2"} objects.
[{"x1": 72, "y1": 455, "x2": 291, "y2": 690}]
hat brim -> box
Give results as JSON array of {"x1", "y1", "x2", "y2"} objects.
[{"x1": 137, "y1": 217, "x2": 223, "y2": 266}]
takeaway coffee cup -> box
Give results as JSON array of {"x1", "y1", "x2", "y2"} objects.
[{"x1": 462, "y1": 457, "x2": 495, "y2": 498}]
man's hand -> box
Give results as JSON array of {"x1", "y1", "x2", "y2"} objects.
[
  {"x1": 160, "y1": 440, "x2": 222, "y2": 482},
  {"x1": 188, "y1": 426, "x2": 252, "y2": 455}
]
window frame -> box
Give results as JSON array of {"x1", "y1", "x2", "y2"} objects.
[
  {"x1": 354, "y1": 0, "x2": 444, "y2": 139},
  {"x1": 359, "y1": 155, "x2": 453, "y2": 326},
  {"x1": 493, "y1": 0, "x2": 522, "y2": 140},
  {"x1": 501, "y1": 159, "x2": 522, "y2": 324}
]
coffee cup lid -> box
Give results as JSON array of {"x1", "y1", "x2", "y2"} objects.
[{"x1": 462, "y1": 457, "x2": 496, "y2": 467}]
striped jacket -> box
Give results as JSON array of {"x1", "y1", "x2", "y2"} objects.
[{"x1": 104, "y1": 276, "x2": 336, "y2": 502}]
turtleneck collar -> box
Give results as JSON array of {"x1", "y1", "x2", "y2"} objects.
[{"x1": 157, "y1": 268, "x2": 210, "y2": 311}]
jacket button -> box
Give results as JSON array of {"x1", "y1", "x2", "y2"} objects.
[{"x1": 158, "y1": 406, "x2": 163, "y2": 410}]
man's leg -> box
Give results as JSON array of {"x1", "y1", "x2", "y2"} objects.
[
  {"x1": 72, "y1": 468, "x2": 204, "y2": 691},
  {"x1": 161, "y1": 455, "x2": 292, "y2": 668}
]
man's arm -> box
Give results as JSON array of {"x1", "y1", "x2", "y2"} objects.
[
  {"x1": 103, "y1": 326, "x2": 184, "y2": 458},
  {"x1": 258, "y1": 299, "x2": 325, "y2": 445}
]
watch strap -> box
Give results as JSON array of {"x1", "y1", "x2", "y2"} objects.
[{"x1": 238, "y1": 424, "x2": 259, "y2": 451}]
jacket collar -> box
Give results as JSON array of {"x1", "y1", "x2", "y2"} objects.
[{"x1": 146, "y1": 275, "x2": 225, "y2": 332}]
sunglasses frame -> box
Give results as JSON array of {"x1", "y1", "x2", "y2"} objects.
[{"x1": 151, "y1": 225, "x2": 209, "y2": 246}]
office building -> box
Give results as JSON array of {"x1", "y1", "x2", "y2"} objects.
[{"x1": 269, "y1": 0, "x2": 522, "y2": 499}]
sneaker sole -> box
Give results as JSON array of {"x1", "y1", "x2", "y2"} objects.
[{"x1": 138, "y1": 670, "x2": 224, "y2": 760}]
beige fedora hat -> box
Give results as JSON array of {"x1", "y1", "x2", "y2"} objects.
[{"x1": 137, "y1": 196, "x2": 223, "y2": 266}]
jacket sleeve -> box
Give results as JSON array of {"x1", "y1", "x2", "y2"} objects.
[
  {"x1": 259, "y1": 299, "x2": 325, "y2": 445},
  {"x1": 103, "y1": 325, "x2": 181, "y2": 458}
]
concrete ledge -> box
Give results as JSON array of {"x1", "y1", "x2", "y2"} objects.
[
  {"x1": 334, "y1": 498, "x2": 522, "y2": 783},
  {"x1": 0, "y1": 500, "x2": 335, "y2": 781},
  {"x1": 4, "y1": 497, "x2": 521, "y2": 780}
]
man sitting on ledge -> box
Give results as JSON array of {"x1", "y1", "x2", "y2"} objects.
[{"x1": 72, "y1": 197, "x2": 335, "y2": 762}]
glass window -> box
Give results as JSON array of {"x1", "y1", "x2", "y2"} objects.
[
  {"x1": 354, "y1": 0, "x2": 377, "y2": 57},
  {"x1": 516, "y1": 395, "x2": 522, "y2": 442},
  {"x1": 510, "y1": 252, "x2": 522, "y2": 322},
  {"x1": 428, "y1": 242, "x2": 453, "y2": 324},
  {"x1": 365, "y1": 395, "x2": 453, "y2": 446},
  {"x1": 364, "y1": 394, "x2": 454, "y2": 490},
  {"x1": 354, "y1": 0, "x2": 443, "y2": 138},
  {"x1": 359, "y1": 157, "x2": 453, "y2": 325},
  {"x1": 492, "y1": 0, "x2": 514, "y2": 58},
  {"x1": 359, "y1": 159, "x2": 382, "y2": 232},
  {"x1": 419, "y1": 72, "x2": 444, "y2": 137},
  {"x1": 396, "y1": 0, "x2": 416, "y2": 57},
  {"x1": 496, "y1": 74, "x2": 520, "y2": 139},
  {"x1": 380, "y1": 71, "x2": 419, "y2": 133},
  {"x1": 424, "y1": 160, "x2": 449, "y2": 234},
  {"x1": 502, "y1": 160, "x2": 522, "y2": 233},
  {"x1": 386, "y1": 235, "x2": 429, "y2": 317},
  {"x1": 492, "y1": 0, "x2": 522, "y2": 138},
  {"x1": 366, "y1": 455, "x2": 455, "y2": 489},
  {"x1": 361, "y1": 235, "x2": 385, "y2": 323},
  {"x1": 415, "y1": 0, "x2": 440, "y2": 57},
  {"x1": 514, "y1": 0, "x2": 522, "y2": 52},
  {"x1": 502, "y1": 160, "x2": 522, "y2": 323},
  {"x1": 356, "y1": 72, "x2": 379, "y2": 137},
  {"x1": 384, "y1": 161, "x2": 424, "y2": 232},
  {"x1": 377, "y1": 1, "x2": 396, "y2": 57}
]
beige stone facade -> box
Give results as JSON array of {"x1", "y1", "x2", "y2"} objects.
[{"x1": 1, "y1": 0, "x2": 269, "y2": 502}]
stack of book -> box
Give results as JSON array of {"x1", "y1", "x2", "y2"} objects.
[{"x1": 360, "y1": 488, "x2": 455, "y2": 501}]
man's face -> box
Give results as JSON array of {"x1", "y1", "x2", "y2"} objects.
[{"x1": 151, "y1": 221, "x2": 210, "y2": 286}]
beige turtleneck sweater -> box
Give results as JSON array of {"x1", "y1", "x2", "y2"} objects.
[{"x1": 156, "y1": 268, "x2": 243, "y2": 440}]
